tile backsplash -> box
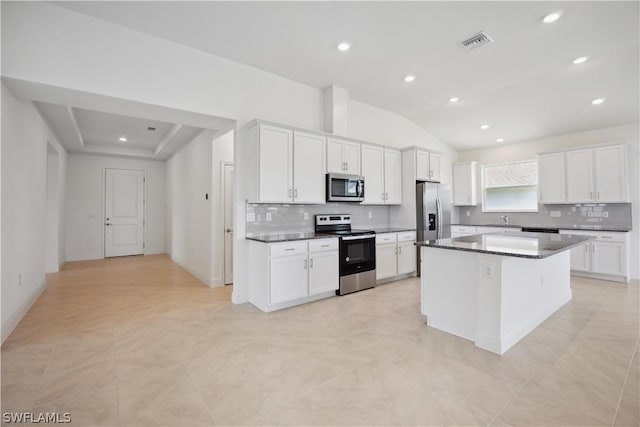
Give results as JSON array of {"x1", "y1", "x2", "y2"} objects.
[
  {"x1": 246, "y1": 203, "x2": 390, "y2": 235},
  {"x1": 456, "y1": 203, "x2": 632, "y2": 229}
]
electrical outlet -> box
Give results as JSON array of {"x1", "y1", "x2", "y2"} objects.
[
  {"x1": 266, "y1": 212, "x2": 272, "y2": 221},
  {"x1": 603, "y1": 211, "x2": 609, "y2": 218},
  {"x1": 482, "y1": 264, "x2": 494, "y2": 279},
  {"x1": 246, "y1": 212, "x2": 256, "y2": 222},
  {"x1": 303, "y1": 212, "x2": 309, "y2": 220},
  {"x1": 550, "y1": 211, "x2": 561, "y2": 217},
  {"x1": 368, "y1": 211, "x2": 372, "y2": 219},
  {"x1": 466, "y1": 211, "x2": 470, "y2": 217}
]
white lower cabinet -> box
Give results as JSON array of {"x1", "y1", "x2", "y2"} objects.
[
  {"x1": 308, "y1": 248, "x2": 340, "y2": 295},
  {"x1": 249, "y1": 238, "x2": 339, "y2": 311},
  {"x1": 376, "y1": 243, "x2": 398, "y2": 280},
  {"x1": 375, "y1": 231, "x2": 417, "y2": 281},
  {"x1": 397, "y1": 241, "x2": 417, "y2": 275},
  {"x1": 270, "y1": 254, "x2": 308, "y2": 305},
  {"x1": 560, "y1": 230, "x2": 629, "y2": 282}
]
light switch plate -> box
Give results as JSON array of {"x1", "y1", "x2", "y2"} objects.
[
  {"x1": 303, "y1": 212, "x2": 309, "y2": 220},
  {"x1": 466, "y1": 211, "x2": 470, "y2": 217},
  {"x1": 266, "y1": 213, "x2": 272, "y2": 221},
  {"x1": 368, "y1": 211, "x2": 372, "y2": 219}
]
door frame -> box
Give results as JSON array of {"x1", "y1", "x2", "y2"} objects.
[
  {"x1": 221, "y1": 161, "x2": 234, "y2": 284},
  {"x1": 103, "y1": 167, "x2": 147, "y2": 258}
]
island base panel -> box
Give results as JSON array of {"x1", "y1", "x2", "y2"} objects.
[{"x1": 420, "y1": 247, "x2": 572, "y2": 355}]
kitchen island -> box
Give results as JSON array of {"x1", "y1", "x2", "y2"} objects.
[{"x1": 416, "y1": 231, "x2": 592, "y2": 355}]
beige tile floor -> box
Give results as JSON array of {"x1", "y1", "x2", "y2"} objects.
[{"x1": 1, "y1": 254, "x2": 638, "y2": 426}]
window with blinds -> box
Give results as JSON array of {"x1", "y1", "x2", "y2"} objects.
[{"x1": 481, "y1": 160, "x2": 539, "y2": 212}]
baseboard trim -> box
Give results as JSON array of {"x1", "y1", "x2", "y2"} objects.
[
  {"x1": 169, "y1": 255, "x2": 211, "y2": 287},
  {"x1": 45, "y1": 264, "x2": 59, "y2": 273},
  {"x1": 1, "y1": 278, "x2": 47, "y2": 344}
]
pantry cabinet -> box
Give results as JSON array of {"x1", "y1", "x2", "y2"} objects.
[
  {"x1": 327, "y1": 138, "x2": 360, "y2": 175},
  {"x1": 452, "y1": 162, "x2": 477, "y2": 206},
  {"x1": 537, "y1": 153, "x2": 566, "y2": 204}
]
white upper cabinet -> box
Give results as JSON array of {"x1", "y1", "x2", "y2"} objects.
[
  {"x1": 361, "y1": 145, "x2": 385, "y2": 204},
  {"x1": 537, "y1": 153, "x2": 566, "y2": 204},
  {"x1": 259, "y1": 124, "x2": 293, "y2": 203},
  {"x1": 384, "y1": 149, "x2": 402, "y2": 204},
  {"x1": 416, "y1": 150, "x2": 430, "y2": 181},
  {"x1": 562, "y1": 144, "x2": 628, "y2": 203},
  {"x1": 361, "y1": 145, "x2": 402, "y2": 205},
  {"x1": 429, "y1": 153, "x2": 442, "y2": 182},
  {"x1": 416, "y1": 150, "x2": 441, "y2": 182},
  {"x1": 566, "y1": 149, "x2": 594, "y2": 203},
  {"x1": 327, "y1": 138, "x2": 361, "y2": 175},
  {"x1": 452, "y1": 162, "x2": 477, "y2": 206},
  {"x1": 293, "y1": 131, "x2": 326, "y2": 204},
  {"x1": 594, "y1": 145, "x2": 627, "y2": 202}
]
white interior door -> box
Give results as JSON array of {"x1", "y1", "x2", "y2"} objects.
[
  {"x1": 105, "y1": 168, "x2": 144, "y2": 257},
  {"x1": 223, "y1": 163, "x2": 234, "y2": 285}
]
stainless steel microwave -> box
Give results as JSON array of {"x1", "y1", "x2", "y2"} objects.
[{"x1": 326, "y1": 173, "x2": 365, "y2": 202}]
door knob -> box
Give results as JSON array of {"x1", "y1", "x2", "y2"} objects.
[
  {"x1": 105, "y1": 223, "x2": 112, "y2": 226},
  {"x1": 226, "y1": 228, "x2": 233, "y2": 233}
]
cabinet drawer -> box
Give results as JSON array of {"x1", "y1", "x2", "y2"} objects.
[
  {"x1": 308, "y1": 238, "x2": 338, "y2": 253},
  {"x1": 376, "y1": 233, "x2": 397, "y2": 245},
  {"x1": 269, "y1": 241, "x2": 308, "y2": 258},
  {"x1": 560, "y1": 230, "x2": 627, "y2": 243},
  {"x1": 452, "y1": 226, "x2": 477, "y2": 234},
  {"x1": 397, "y1": 231, "x2": 416, "y2": 242}
]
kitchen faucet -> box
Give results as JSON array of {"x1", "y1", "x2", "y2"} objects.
[{"x1": 501, "y1": 215, "x2": 510, "y2": 226}]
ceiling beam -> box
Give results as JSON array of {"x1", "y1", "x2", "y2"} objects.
[
  {"x1": 154, "y1": 123, "x2": 182, "y2": 157},
  {"x1": 67, "y1": 106, "x2": 85, "y2": 148}
]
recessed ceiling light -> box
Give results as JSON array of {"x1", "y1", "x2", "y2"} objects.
[
  {"x1": 119, "y1": 137, "x2": 127, "y2": 142},
  {"x1": 449, "y1": 97, "x2": 460, "y2": 103},
  {"x1": 496, "y1": 138, "x2": 505, "y2": 143},
  {"x1": 480, "y1": 124, "x2": 490, "y2": 130},
  {"x1": 337, "y1": 42, "x2": 350, "y2": 52},
  {"x1": 542, "y1": 11, "x2": 562, "y2": 24},
  {"x1": 572, "y1": 56, "x2": 589, "y2": 65},
  {"x1": 591, "y1": 98, "x2": 606, "y2": 105},
  {"x1": 404, "y1": 75, "x2": 416, "y2": 83}
]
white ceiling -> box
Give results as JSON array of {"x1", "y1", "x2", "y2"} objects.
[
  {"x1": 35, "y1": 102, "x2": 205, "y2": 159},
  {"x1": 57, "y1": 1, "x2": 639, "y2": 151}
]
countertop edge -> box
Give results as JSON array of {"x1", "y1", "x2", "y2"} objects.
[{"x1": 451, "y1": 224, "x2": 631, "y2": 232}]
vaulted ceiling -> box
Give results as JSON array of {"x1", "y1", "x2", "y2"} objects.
[{"x1": 57, "y1": 1, "x2": 639, "y2": 150}]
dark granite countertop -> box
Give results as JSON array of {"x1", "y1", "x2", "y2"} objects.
[
  {"x1": 452, "y1": 223, "x2": 631, "y2": 232},
  {"x1": 372, "y1": 228, "x2": 416, "y2": 234},
  {"x1": 247, "y1": 232, "x2": 337, "y2": 243},
  {"x1": 416, "y1": 231, "x2": 593, "y2": 259}
]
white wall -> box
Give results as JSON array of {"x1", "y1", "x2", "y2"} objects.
[
  {"x1": 1, "y1": 83, "x2": 67, "y2": 342},
  {"x1": 1, "y1": 1, "x2": 457, "y2": 304},
  {"x1": 458, "y1": 124, "x2": 640, "y2": 280},
  {"x1": 65, "y1": 154, "x2": 166, "y2": 261},
  {"x1": 211, "y1": 131, "x2": 234, "y2": 286},
  {"x1": 166, "y1": 130, "x2": 214, "y2": 285}
]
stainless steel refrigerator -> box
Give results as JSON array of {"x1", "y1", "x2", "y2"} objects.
[{"x1": 416, "y1": 182, "x2": 452, "y2": 276}]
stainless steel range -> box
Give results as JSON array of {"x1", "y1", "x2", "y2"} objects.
[{"x1": 315, "y1": 214, "x2": 376, "y2": 295}]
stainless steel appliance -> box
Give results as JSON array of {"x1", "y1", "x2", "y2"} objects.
[
  {"x1": 416, "y1": 182, "x2": 452, "y2": 276},
  {"x1": 326, "y1": 174, "x2": 365, "y2": 202},
  {"x1": 315, "y1": 214, "x2": 376, "y2": 295}
]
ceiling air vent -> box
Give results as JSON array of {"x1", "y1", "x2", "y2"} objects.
[{"x1": 461, "y1": 31, "x2": 493, "y2": 50}]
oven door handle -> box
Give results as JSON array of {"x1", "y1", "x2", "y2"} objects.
[{"x1": 341, "y1": 235, "x2": 375, "y2": 241}]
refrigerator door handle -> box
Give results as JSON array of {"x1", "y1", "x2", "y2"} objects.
[{"x1": 435, "y1": 197, "x2": 441, "y2": 239}]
